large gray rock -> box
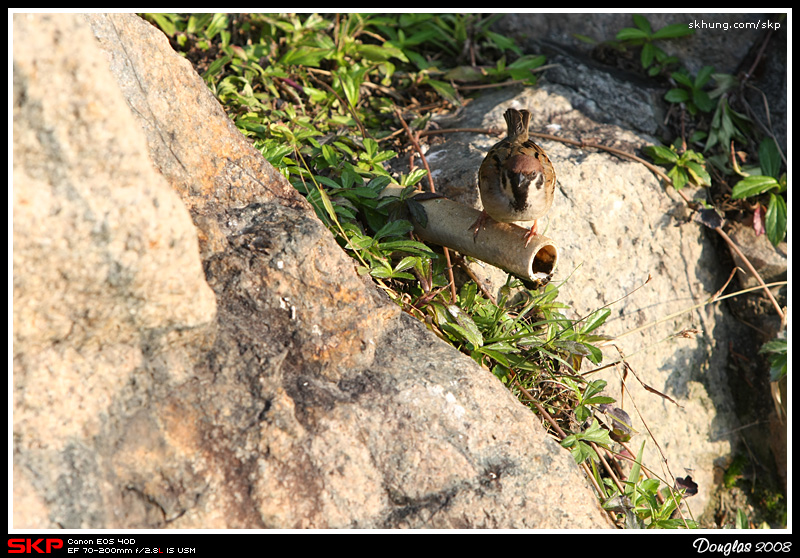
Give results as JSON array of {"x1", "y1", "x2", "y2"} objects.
[
  {"x1": 12, "y1": 13, "x2": 614, "y2": 529},
  {"x1": 512, "y1": 11, "x2": 788, "y2": 516},
  {"x1": 413, "y1": 12, "x2": 787, "y2": 520},
  {"x1": 12, "y1": 12, "x2": 218, "y2": 528},
  {"x1": 415, "y1": 83, "x2": 741, "y2": 518}
]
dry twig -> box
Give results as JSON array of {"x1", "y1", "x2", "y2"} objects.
[{"x1": 394, "y1": 108, "x2": 458, "y2": 303}]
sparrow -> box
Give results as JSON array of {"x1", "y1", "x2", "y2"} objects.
[{"x1": 471, "y1": 108, "x2": 556, "y2": 246}]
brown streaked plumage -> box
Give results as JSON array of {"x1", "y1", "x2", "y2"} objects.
[{"x1": 471, "y1": 108, "x2": 556, "y2": 246}]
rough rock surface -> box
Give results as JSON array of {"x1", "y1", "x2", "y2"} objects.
[
  {"x1": 12, "y1": 13, "x2": 615, "y2": 530},
  {"x1": 414, "y1": 83, "x2": 740, "y2": 520},
  {"x1": 415, "y1": 12, "x2": 787, "y2": 520}
]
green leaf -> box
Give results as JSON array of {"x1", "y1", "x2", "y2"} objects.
[
  {"x1": 583, "y1": 425, "x2": 611, "y2": 448},
  {"x1": 671, "y1": 71, "x2": 695, "y2": 88},
  {"x1": 651, "y1": 23, "x2": 693, "y2": 39},
  {"x1": 572, "y1": 34, "x2": 598, "y2": 45},
  {"x1": 365, "y1": 175, "x2": 393, "y2": 194},
  {"x1": 638, "y1": 478, "x2": 661, "y2": 496},
  {"x1": 582, "y1": 379, "x2": 607, "y2": 400},
  {"x1": 574, "y1": 404, "x2": 591, "y2": 423},
  {"x1": 206, "y1": 13, "x2": 229, "y2": 41},
  {"x1": 335, "y1": 68, "x2": 365, "y2": 107},
  {"x1": 692, "y1": 89, "x2": 715, "y2": 112},
  {"x1": 582, "y1": 308, "x2": 610, "y2": 333},
  {"x1": 705, "y1": 98, "x2": 749, "y2": 152},
  {"x1": 664, "y1": 88, "x2": 690, "y2": 103},
  {"x1": 348, "y1": 186, "x2": 381, "y2": 199},
  {"x1": 685, "y1": 160, "x2": 711, "y2": 186},
  {"x1": 203, "y1": 54, "x2": 232, "y2": 80},
  {"x1": 709, "y1": 72, "x2": 739, "y2": 98},
  {"x1": 616, "y1": 27, "x2": 650, "y2": 41},
  {"x1": 567, "y1": 440, "x2": 597, "y2": 464},
  {"x1": 343, "y1": 230, "x2": 374, "y2": 251},
  {"x1": 507, "y1": 54, "x2": 546, "y2": 71},
  {"x1": 765, "y1": 193, "x2": 787, "y2": 246},
  {"x1": 477, "y1": 347, "x2": 511, "y2": 368},
  {"x1": 443, "y1": 65, "x2": 485, "y2": 82},
  {"x1": 581, "y1": 418, "x2": 614, "y2": 446},
  {"x1": 557, "y1": 339, "x2": 592, "y2": 357},
  {"x1": 644, "y1": 145, "x2": 679, "y2": 164},
  {"x1": 145, "y1": 13, "x2": 179, "y2": 36},
  {"x1": 400, "y1": 169, "x2": 429, "y2": 187},
  {"x1": 369, "y1": 262, "x2": 397, "y2": 279},
  {"x1": 320, "y1": 144, "x2": 341, "y2": 167},
  {"x1": 443, "y1": 305, "x2": 484, "y2": 348},
  {"x1": 758, "y1": 137, "x2": 782, "y2": 178},
  {"x1": 316, "y1": 182, "x2": 339, "y2": 223},
  {"x1": 378, "y1": 240, "x2": 438, "y2": 258},
  {"x1": 694, "y1": 65, "x2": 715, "y2": 88},
  {"x1": 485, "y1": 30, "x2": 522, "y2": 54},
  {"x1": 640, "y1": 42, "x2": 655, "y2": 68},
  {"x1": 374, "y1": 219, "x2": 414, "y2": 240},
  {"x1": 760, "y1": 339, "x2": 787, "y2": 355},
  {"x1": 759, "y1": 336, "x2": 787, "y2": 382},
  {"x1": 583, "y1": 343, "x2": 604, "y2": 364},
  {"x1": 736, "y1": 509, "x2": 749, "y2": 529},
  {"x1": 357, "y1": 43, "x2": 407, "y2": 62},
  {"x1": 259, "y1": 143, "x2": 295, "y2": 166},
  {"x1": 632, "y1": 14, "x2": 653, "y2": 34},
  {"x1": 280, "y1": 47, "x2": 328, "y2": 67},
  {"x1": 626, "y1": 441, "x2": 646, "y2": 498},
  {"x1": 667, "y1": 165, "x2": 687, "y2": 190},
  {"x1": 315, "y1": 175, "x2": 343, "y2": 189},
  {"x1": 424, "y1": 78, "x2": 459, "y2": 105},
  {"x1": 186, "y1": 13, "x2": 211, "y2": 35},
  {"x1": 585, "y1": 395, "x2": 616, "y2": 406},
  {"x1": 731, "y1": 175, "x2": 781, "y2": 199}
]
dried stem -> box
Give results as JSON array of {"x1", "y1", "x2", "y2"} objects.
[
  {"x1": 714, "y1": 226, "x2": 785, "y2": 322},
  {"x1": 394, "y1": 108, "x2": 458, "y2": 303}
]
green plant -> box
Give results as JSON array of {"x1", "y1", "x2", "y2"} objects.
[
  {"x1": 644, "y1": 143, "x2": 711, "y2": 189},
  {"x1": 374, "y1": 13, "x2": 522, "y2": 66},
  {"x1": 598, "y1": 441, "x2": 697, "y2": 528},
  {"x1": 665, "y1": 66, "x2": 716, "y2": 115},
  {"x1": 631, "y1": 16, "x2": 787, "y2": 254},
  {"x1": 626, "y1": 476, "x2": 695, "y2": 528},
  {"x1": 721, "y1": 453, "x2": 787, "y2": 528},
  {"x1": 480, "y1": 54, "x2": 547, "y2": 85},
  {"x1": 723, "y1": 453, "x2": 748, "y2": 488},
  {"x1": 616, "y1": 12, "x2": 786, "y2": 220},
  {"x1": 560, "y1": 418, "x2": 613, "y2": 464},
  {"x1": 704, "y1": 73, "x2": 751, "y2": 152},
  {"x1": 731, "y1": 138, "x2": 788, "y2": 247},
  {"x1": 570, "y1": 379, "x2": 615, "y2": 424},
  {"x1": 759, "y1": 332, "x2": 787, "y2": 382},
  {"x1": 615, "y1": 14, "x2": 692, "y2": 76}
]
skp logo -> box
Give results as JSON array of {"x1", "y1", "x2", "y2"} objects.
[{"x1": 8, "y1": 539, "x2": 64, "y2": 554}]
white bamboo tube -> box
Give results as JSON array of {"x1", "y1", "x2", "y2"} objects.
[{"x1": 381, "y1": 186, "x2": 558, "y2": 288}]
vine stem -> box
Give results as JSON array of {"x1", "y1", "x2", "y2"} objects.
[{"x1": 714, "y1": 226, "x2": 785, "y2": 322}]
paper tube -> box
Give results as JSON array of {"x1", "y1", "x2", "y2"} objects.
[{"x1": 381, "y1": 186, "x2": 558, "y2": 288}]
